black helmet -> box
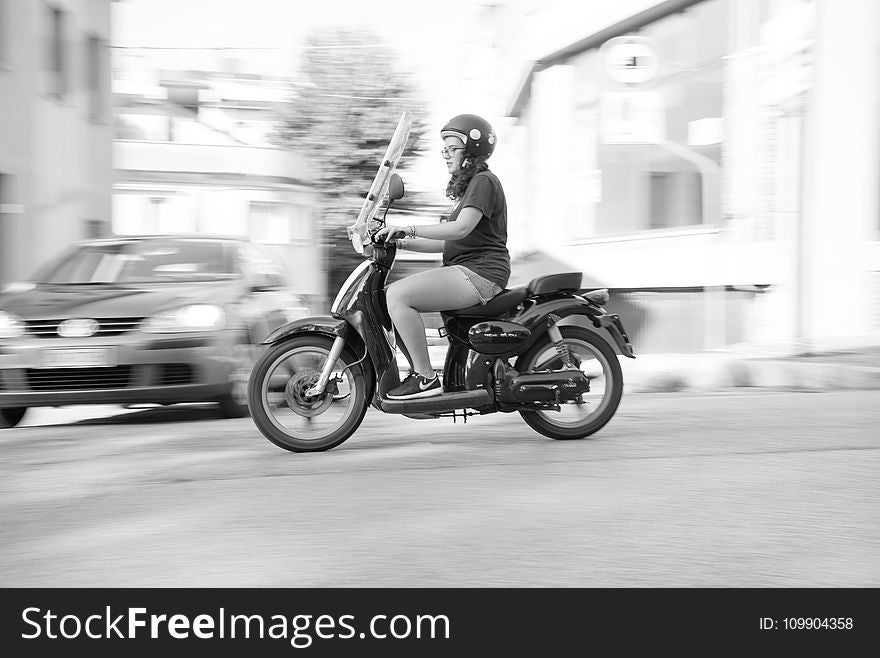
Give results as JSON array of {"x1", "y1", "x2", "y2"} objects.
[{"x1": 440, "y1": 113, "x2": 496, "y2": 158}]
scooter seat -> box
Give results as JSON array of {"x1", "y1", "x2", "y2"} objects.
[
  {"x1": 526, "y1": 272, "x2": 583, "y2": 295},
  {"x1": 444, "y1": 286, "x2": 529, "y2": 318},
  {"x1": 444, "y1": 273, "x2": 584, "y2": 318}
]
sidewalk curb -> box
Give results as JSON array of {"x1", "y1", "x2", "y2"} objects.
[{"x1": 620, "y1": 354, "x2": 880, "y2": 393}]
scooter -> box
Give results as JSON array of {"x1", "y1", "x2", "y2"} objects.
[{"x1": 247, "y1": 112, "x2": 635, "y2": 452}]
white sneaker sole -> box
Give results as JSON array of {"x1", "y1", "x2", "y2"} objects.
[{"x1": 386, "y1": 386, "x2": 443, "y2": 400}]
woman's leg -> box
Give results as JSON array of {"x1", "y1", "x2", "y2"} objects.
[{"x1": 386, "y1": 266, "x2": 481, "y2": 376}]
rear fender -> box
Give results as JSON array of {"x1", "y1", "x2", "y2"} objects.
[{"x1": 514, "y1": 297, "x2": 636, "y2": 359}]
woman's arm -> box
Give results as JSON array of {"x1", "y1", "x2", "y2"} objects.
[
  {"x1": 375, "y1": 207, "x2": 482, "y2": 243},
  {"x1": 397, "y1": 238, "x2": 445, "y2": 253}
]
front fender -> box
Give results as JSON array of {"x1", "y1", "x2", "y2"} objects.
[
  {"x1": 262, "y1": 315, "x2": 350, "y2": 345},
  {"x1": 261, "y1": 315, "x2": 375, "y2": 407}
]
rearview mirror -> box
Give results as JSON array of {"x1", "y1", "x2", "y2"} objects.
[{"x1": 388, "y1": 173, "x2": 405, "y2": 201}]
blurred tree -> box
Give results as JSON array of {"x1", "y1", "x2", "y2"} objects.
[{"x1": 271, "y1": 26, "x2": 429, "y2": 304}]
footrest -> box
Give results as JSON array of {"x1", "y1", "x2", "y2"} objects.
[{"x1": 380, "y1": 388, "x2": 492, "y2": 414}]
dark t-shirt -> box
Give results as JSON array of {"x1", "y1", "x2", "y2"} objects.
[{"x1": 442, "y1": 170, "x2": 511, "y2": 289}]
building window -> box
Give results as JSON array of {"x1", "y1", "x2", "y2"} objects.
[
  {"x1": 84, "y1": 219, "x2": 107, "y2": 239},
  {"x1": 47, "y1": 4, "x2": 66, "y2": 99},
  {"x1": 0, "y1": 173, "x2": 6, "y2": 282},
  {"x1": 649, "y1": 172, "x2": 703, "y2": 229},
  {"x1": 250, "y1": 202, "x2": 285, "y2": 243},
  {"x1": 148, "y1": 197, "x2": 168, "y2": 233},
  {"x1": 86, "y1": 35, "x2": 106, "y2": 120},
  {"x1": 569, "y1": 0, "x2": 730, "y2": 238},
  {"x1": 0, "y1": 0, "x2": 8, "y2": 68},
  {"x1": 289, "y1": 205, "x2": 311, "y2": 242},
  {"x1": 250, "y1": 202, "x2": 309, "y2": 244}
]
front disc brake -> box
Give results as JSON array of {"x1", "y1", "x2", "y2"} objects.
[{"x1": 284, "y1": 370, "x2": 334, "y2": 417}]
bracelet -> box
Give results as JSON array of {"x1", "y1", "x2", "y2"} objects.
[
  {"x1": 407, "y1": 225, "x2": 417, "y2": 239},
  {"x1": 395, "y1": 238, "x2": 406, "y2": 250}
]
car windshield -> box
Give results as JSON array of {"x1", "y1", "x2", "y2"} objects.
[{"x1": 38, "y1": 239, "x2": 239, "y2": 284}]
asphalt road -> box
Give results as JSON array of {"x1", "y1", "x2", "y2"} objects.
[{"x1": 1, "y1": 390, "x2": 877, "y2": 587}]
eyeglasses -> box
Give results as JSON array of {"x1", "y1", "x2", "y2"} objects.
[{"x1": 440, "y1": 146, "x2": 465, "y2": 158}]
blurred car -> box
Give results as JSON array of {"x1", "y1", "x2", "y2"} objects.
[{"x1": 0, "y1": 235, "x2": 310, "y2": 428}]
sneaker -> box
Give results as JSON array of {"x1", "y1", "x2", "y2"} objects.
[{"x1": 386, "y1": 372, "x2": 442, "y2": 400}]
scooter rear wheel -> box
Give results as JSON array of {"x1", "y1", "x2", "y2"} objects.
[
  {"x1": 516, "y1": 325, "x2": 623, "y2": 440},
  {"x1": 247, "y1": 335, "x2": 371, "y2": 452}
]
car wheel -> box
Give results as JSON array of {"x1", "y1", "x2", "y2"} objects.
[
  {"x1": 1, "y1": 407, "x2": 28, "y2": 429},
  {"x1": 217, "y1": 339, "x2": 261, "y2": 418}
]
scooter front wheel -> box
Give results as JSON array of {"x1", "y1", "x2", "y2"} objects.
[{"x1": 247, "y1": 335, "x2": 371, "y2": 452}]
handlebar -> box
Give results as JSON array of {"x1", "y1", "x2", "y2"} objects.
[
  {"x1": 369, "y1": 228, "x2": 406, "y2": 244},
  {"x1": 362, "y1": 227, "x2": 405, "y2": 262}
]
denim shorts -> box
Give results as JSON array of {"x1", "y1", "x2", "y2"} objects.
[{"x1": 449, "y1": 265, "x2": 503, "y2": 305}]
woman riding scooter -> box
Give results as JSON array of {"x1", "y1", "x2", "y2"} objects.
[
  {"x1": 246, "y1": 110, "x2": 633, "y2": 453},
  {"x1": 375, "y1": 114, "x2": 509, "y2": 400}
]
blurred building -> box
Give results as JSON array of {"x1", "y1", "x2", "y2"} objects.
[
  {"x1": 111, "y1": 49, "x2": 322, "y2": 307},
  {"x1": 0, "y1": 0, "x2": 112, "y2": 285},
  {"x1": 487, "y1": 0, "x2": 880, "y2": 353}
]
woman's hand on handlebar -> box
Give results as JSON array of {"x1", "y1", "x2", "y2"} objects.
[{"x1": 373, "y1": 224, "x2": 408, "y2": 243}]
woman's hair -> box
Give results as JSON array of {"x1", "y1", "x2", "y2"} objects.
[{"x1": 445, "y1": 156, "x2": 490, "y2": 200}]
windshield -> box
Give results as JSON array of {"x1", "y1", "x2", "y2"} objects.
[
  {"x1": 38, "y1": 239, "x2": 239, "y2": 284},
  {"x1": 347, "y1": 111, "x2": 413, "y2": 254}
]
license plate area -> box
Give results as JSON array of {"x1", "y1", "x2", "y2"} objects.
[{"x1": 38, "y1": 347, "x2": 118, "y2": 369}]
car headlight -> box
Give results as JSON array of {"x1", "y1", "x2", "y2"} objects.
[
  {"x1": 1, "y1": 281, "x2": 35, "y2": 294},
  {"x1": 141, "y1": 304, "x2": 226, "y2": 333},
  {"x1": 0, "y1": 311, "x2": 25, "y2": 339}
]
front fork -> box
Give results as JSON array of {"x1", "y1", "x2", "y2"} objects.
[{"x1": 304, "y1": 335, "x2": 347, "y2": 398}]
